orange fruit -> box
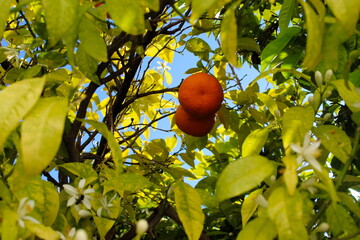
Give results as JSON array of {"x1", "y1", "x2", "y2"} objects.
[
  {"x1": 178, "y1": 72, "x2": 223, "y2": 118},
  {"x1": 175, "y1": 105, "x2": 215, "y2": 137}
]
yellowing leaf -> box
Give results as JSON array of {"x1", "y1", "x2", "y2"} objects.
[
  {"x1": 215, "y1": 156, "x2": 275, "y2": 202},
  {"x1": 21, "y1": 98, "x2": 67, "y2": 177},
  {"x1": 242, "y1": 128, "x2": 269, "y2": 157},
  {"x1": 106, "y1": 0, "x2": 145, "y2": 35},
  {"x1": 94, "y1": 216, "x2": 115, "y2": 240},
  {"x1": 236, "y1": 217, "x2": 277, "y2": 240},
  {"x1": 173, "y1": 181, "x2": 204, "y2": 240},
  {"x1": 0, "y1": 0, "x2": 12, "y2": 38},
  {"x1": 42, "y1": 0, "x2": 77, "y2": 46},
  {"x1": 299, "y1": 0, "x2": 325, "y2": 69},
  {"x1": 326, "y1": 203, "x2": 360, "y2": 238},
  {"x1": 59, "y1": 162, "x2": 98, "y2": 180},
  {"x1": 267, "y1": 187, "x2": 307, "y2": 240},
  {"x1": 282, "y1": 107, "x2": 314, "y2": 151},
  {"x1": 1, "y1": 209, "x2": 18, "y2": 240},
  {"x1": 241, "y1": 189, "x2": 262, "y2": 225},
  {"x1": 25, "y1": 221, "x2": 60, "y2": 240},
  {"x1": 190, "y1": 0, "x2": 218, "y2": 23},
  {"x1": 312, "y1": 125, "x2": 352, "y2": 164},
  {"x1": 282, "y1": 155, "x2": 298, "y2": 195},
  {"x1": 0, "y1": 78, "x2": 45, "y2": 150},
  {"x1": 220, "y1": 4, "x2": 238, "y2": 67},
  {"x1": 332, "y1": 79, "x2": 360, "y2": 113}
]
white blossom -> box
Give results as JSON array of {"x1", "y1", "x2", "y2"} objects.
[
  {"x1": 254, "y1": 194, "x2": 268, "y2": 208},
  {"x1": 136, "y1": 219, "x2": 149, "y2": 235},
  {"x1": 63, "y1": 179, "x2": 94, "y2": 209},
  {"x1": 290, "y1": 133, "x2": 322, "y2": 172},
  {"x1": 74, "y1": 229, "x2": 88, "y2": 240},
  {"x1": 17, "y1": 197, "x2": 40, "y2": 228},
  {"x1": 97, "y1": 193, "x2": 117, "y2": 217},
  {"x1": 156, "y1": 61, "x2": 171, "y2": 71}
]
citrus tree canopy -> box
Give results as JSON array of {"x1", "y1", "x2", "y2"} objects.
[{"x1": 0, "y1": 0, "x2": 360, "y2": 239}]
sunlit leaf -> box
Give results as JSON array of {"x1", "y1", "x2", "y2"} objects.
[
  {"x1": 279, "y1": 0, "x2": 296, "y2": 32},
  {"x1": 84, "y1": 120, "x2": 123, "y2": 171},
  {"x1": 215, "y1": 156, "x2": 275, "y2": 202},
  {"x1": 21, "y1": 98, "x2": 68, "y2": 177},
  {"x1": 174, "y1": 181, "x2": 205, "y2": 240},
  {"x1": 261, "y1": 27, "x2": 301, "y2": 72},
  {"x1": 106, "y1": 0, "x2": 145, "y2": 35},
  {"x1": 268, "y1": 187, "x2": 307, "y2": 240},
  {"x1": 299, "y1": 0, "x2": 325, "y2": 69},
  {"x1": 60, "y1": 162, "x2": 98, "y2": 180},
  {"x1": 116, "y1": 172, "x2": 153, "y2": 193},
  {"x1": 0, "y1": 0, "x2": 12, "y2": 38},
  {"x1": 332, "y1": 79, "x2": 360, "y2": 113},
  {"x1": 190, "y1": 0, "x2": 218, "y2": 23},
  {"x1": 282, "y1": 155, "x2": 298, "y2": 195},
  {"x1": 220, "y1": 4, "x2": 238, "y2": 67},
  {"x1": 42, "y1": 0, "x2": 77, "y2": 46},
  {"x1": 25, "y1": 221, "x2": 60, "y2": 240},
  {"x1": 337, "y1": 192, "x2": 360, "y2": 220},
  {"x1": 0, "y1": 78, "x2": 45, "y2": 150},
  {"x1": 1, "y1": 209, "x2": 18, "y2": 240},
  {"x1": 242, "y1": 128, "x2": 269, "y2": 157},
  {"x1": 236, "y1": 217, "x2": 277, "y2": 240},
  {"x1": 186, "y1": 37, "x2": 211, "y2": 61},
  {"x1": 76, "y1": 45, "x2": 100, "y2": 84},
  {"x1": 241, "y1": 189, "x2": 262, "y2": 225},
  {"x1": 94, "y1": 216, "x2": 115, "y2": 240},
  {"x1": 79, "y1": 17, "x2": 108, "y2": 62},
  {"x1": 282, "y1": 107, "x2": 314, "y2": 150},
  {"x1": 312, "y1": 125, "x2": 352, "y2": 164},
  {"x1": 257, "y1": 93, "x2": 278, "y2": 116},
  {"x1": 141, "y1": 0, "x2": 159, "y2": 11}
]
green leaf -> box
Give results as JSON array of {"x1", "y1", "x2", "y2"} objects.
[
  {"x1": 242, "y1": 128, "x2": 269, "y2": 157},
  {"x1": 326, "y1": 0, "x2": 360, "y2": 36},
  {"x1": 236, "y1": 217, "x2": 277, "y2": 240},
  {"x1": 215, "y1": 156, "x2": 275, "y2": 202},
  {"x1": 190, "y1": 0, "x2": 218, "y2": 23},
  {"x1": 76, "y1": 45, "x2": 100, "y2": 84},
  {"x1": 15, "y1": 178, "x2": 60, "y2": 226},
  {"x1": 220, "y1": 4, "x2": 238, "y2": 67},
  {"x1": 267, "y1": 187, "x2": 308, "y2": 240},
  {"x1": 185, "y1": 37, "x2": 211, "y2": 61},
  {"x1": 106, "y1": 0, "x2": 145, "y2": 35},
  {"x1": 0, "y1": 78, "x2": 45, "y2": 150},
  {"x1": 21, "y1": 98, "x2": 68, "y2": 177},
  {"x1": 42, "y1": 0, "x2": 78, "y2": 46},
  {"x1": 257, "y1": 93, "x2": 278, "y2": 116},
  {"x1": 332, "y1": 79, "x2": 360, "y2": 113},
  {"x1": 279, "y1": 0, "x2": 296, "y2": 32},
  {"x1": 261, "y1": 27, "x2": 301, "y2": 72},
  {"x1": 237, "y1": 37, "x2": 260, "y2": 53},
  {"x1": 103, "y1": 171, "x2": 153, "y2": 195},
  {"x1": 299, "y1": 0, "x2": 325, "y2": 69},
  {"x1": 60, "y1": 162, "x2": 98, "y2": 180},
  {"x1": 94, "y1": 216, "x2": 115, "y2": 240},
  {"x1": 0, "y1": 0, "x2": 12, "y2": 38},
  {"x1": 312, "y1": 125, "x2": 352, "y2": 164},
  {"x1": 1, "y1": 209, "x2": 18, "y2": 240},
  {"x1": 83, "y1": 120, "x2": 123, "y2": 171},
  {"x1": 79, "y1": 17, "x2": 108, "y2": 62},
  {"x1": 337, "y1": 192, "x2": 360, "y2": 220},
  {"x1": 241, "y1": 189, "x2": 262, "y2": 225},
  {"x1": 141, "y1": 0, "x2": 159, "y2": 11},
  {"x1": 173, "y1": 181, "x2": 205, "y2": 240},
  {"x1": 25, "y1": 221, "x2": 60, "y2": 240},
  {"x1": 326, "y1": 203, "x2": 360, "y2": 238},
  {"x1": 282, "y1": 106, "x2": 314, "y2": 150}
]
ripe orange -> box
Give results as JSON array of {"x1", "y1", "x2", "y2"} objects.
[
  {"x1": 178, "y1": 72, "x2": 223, "y2": 118},
  {"x1": 175, "y1": 105, "x2": 215, "y2": 137}
]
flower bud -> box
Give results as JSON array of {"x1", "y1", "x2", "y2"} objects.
[
  {"x1": 136, "y1": 219, "x2": 149, "y2": 235},
  {"x1": 315, "y1": 71, "x2": 323, "y2": 87},
  {"x1": 274, "y1": 109, "x2": 281, "y2": 119},
  {"x1": 325, "y1": 69, "x2": 333, "y2": 82},
  {"x1": 308, "y1": 95, "x2": 314, "y2": 104},
  {"x1": 255, "y1": 194, "x2": 268, "y2": 208},
  {"x1": 317, "y1": 222, "x2": 329, "y2": 232},
  {"x1": 75, "y1": 229, "x2": 88, "y2": 240},
  {"x1": 324, "y1": 113, "x2": 332, "y2": 121}
]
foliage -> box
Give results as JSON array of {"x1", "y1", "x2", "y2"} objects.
[{"x1": 0, "y1": 0, "x2": 360, "y2": 239}]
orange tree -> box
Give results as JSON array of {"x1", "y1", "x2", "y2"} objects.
[{"x1": 0, "y1": 0, "x2": 360, "y2": 239}]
